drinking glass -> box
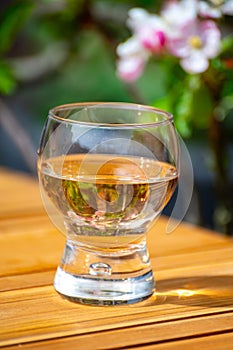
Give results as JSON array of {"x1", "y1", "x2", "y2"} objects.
[{"x1": 37, "y1": 102, "x2": 179, "y2": 305}]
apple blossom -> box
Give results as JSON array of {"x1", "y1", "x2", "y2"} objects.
[
  {"x1": 116, "y1": 37, "x2": 148, "y2": 82},
  {"x1": 167, "y1": 19, "x2": 221, "y2": 73},
  {"x1": 161, "y1": 0, "x2": 197, "y2": 38},
  {"x1": 199, "y1": 0, "x2": 233, "y2": 18},
  {"x1": 116, "y1": 8, "x2": 168, "y2": 82},
  {"x1": 221, "y1": 0, "x2": 233, "y2": 15},
  {"x1": 116, "y1": 0, "x2": 228, "y2": 80},
  {"x1": 116, "y1": 56, "x2": 146, "y2": 82},
  {"x1": 127, "y1": 8, "x2": 167, "y2": 53}
]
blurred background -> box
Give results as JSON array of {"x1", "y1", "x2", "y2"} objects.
[{"x1": 0, "y1": 0, "x2": 232, "y2": 234}]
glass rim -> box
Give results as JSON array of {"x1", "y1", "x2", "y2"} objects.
[{"x1": 48, "y1": 102, "x2": 173, "y2": 127}]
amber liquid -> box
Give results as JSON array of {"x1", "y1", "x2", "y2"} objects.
[{"x1": 39, "y1": 154, "x2": 178, "y2": 248}]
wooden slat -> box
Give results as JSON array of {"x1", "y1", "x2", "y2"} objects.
[
  {"x1": 119, "y1": 332, "x2": 233, "y2": 350},
  {"x1": 0, "y1": 284, "x2": 232, "y2": 348},
  {"x1": 0, "y1": 223, "x2": 64, "y2": 277},
  {"x1": 1, "y1": 312, "x2": 233, "y2": 349},
  {"x1": 0, "y1": 167, "x2": 45, "y2": 219},
  {"x1": 0, "y1": 271, "x2": 55, "y2": 292}
]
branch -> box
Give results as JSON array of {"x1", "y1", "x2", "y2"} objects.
[{"x1": 0, "y1": 99, "x2": 36, "y2": 173}]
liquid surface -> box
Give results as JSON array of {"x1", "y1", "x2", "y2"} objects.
[{"x1": 39, "y1": 154, "x2": 178, "y2": 247}]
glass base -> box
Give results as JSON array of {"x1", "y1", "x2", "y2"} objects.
[
  {"x1": 54, "y1": 267, "x2": 155, "y2": 305},
  {"x1": 54, "y1": 240, "x2": 155, "y2": 305}
]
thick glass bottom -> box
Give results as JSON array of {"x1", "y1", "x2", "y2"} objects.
[{"x1": 54, "y1": 267, "x2": 155, "y2": 306}]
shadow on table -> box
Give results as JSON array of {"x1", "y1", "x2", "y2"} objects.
[{"x1": 139, "y1": 275, "x2": 233, "y2": 308}]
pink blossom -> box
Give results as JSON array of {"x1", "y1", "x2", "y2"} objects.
[
  {"x1": 116, "y1": 37, "x2": 148, "y2": 82},
  {"x1": 116, "y1": 8, "x2": 167, "y2": 82},
  {"x1": 161, "y1": 0, "x2": 198, "y2": 38},
  {"x1": 127, "y1": 8, "x2": 167, "y2": 53},
  {"x1": 116, "y1": 56, "x2": 146, "y2": 82},
  {"x1": 222, "y1": 0, "x2": 233, "y2": 15},
  {"x1": 198, "y1": 1, "x2": 222, "y2": 18},
  {"x1": 167, "y1": 19, "x2": 221, "y2": 73},
  {"x1": 138, "y1": 28, "x2": 166, "y2": 53},
  {"x1": 116, "y1": 1, "x2": 225, "y2": 81},
  {"x1": 199, "y1": 0, "x2": 233, "y2": 18}
]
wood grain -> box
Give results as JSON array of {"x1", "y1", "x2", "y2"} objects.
[
  {"x1": 0, "y1": 167, "x2": 233, "y2": 349},
  {"x1": 0, "y1": 168, "x2": 45, "y2": 219}
]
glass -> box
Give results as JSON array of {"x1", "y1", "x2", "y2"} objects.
[{"x1": 37, "y1": 102, "x2": 179, "y2": 305}]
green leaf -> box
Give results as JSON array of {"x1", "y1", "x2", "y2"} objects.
[
  {"x1": 173, "y1": 77, "x2": 195, "y2": 138},
  {"x1": 0, "y1": 61, "x2": 16, "y2": 94},
  {"x1": 174, "y1": 75, "x2": 214, "y2": 135},
  {"x1": 191, "y1": 82, "x2": 213, "y2": 129},
  {"x1": 221, "y1": 35, "x2": 233, "y2": 55},
  {"x1": 0, "y1": 1, "x2": 34, "y2": 54},
  {"x1": 152, "y1": 95, "x2": 172, "y2": 113},
  {"x1": 175, "y1": 89, "x2": 193, "y2": 138}
]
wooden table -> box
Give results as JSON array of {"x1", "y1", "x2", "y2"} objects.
[{"x1": 0, "y1": 167, "x2": 233, "y2": 349}]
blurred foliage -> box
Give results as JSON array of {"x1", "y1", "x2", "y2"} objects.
[{"x1": 0, "y1": 0, "x2": 166, "y2": 121}]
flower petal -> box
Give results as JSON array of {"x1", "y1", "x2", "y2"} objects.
[
  {"x1": 181, "y1": 50, "x2": 209, "y2": 73},
  {"x1": 198, "y1": 1, "x2": 222, "y2": 18},
  {"x1": 117, "y1": 56, "x2": 146, "y2": 82},
  {"x1": 201, "y1": 20, "x2": 221, "y2": 58},
  {"x1": 116, "y1": 37, "x2": 147, "y2": 58},
  {"x1": 222, "y1": 0, "x2": 233, "y2": 15},
  {"x1": 127, "y1": 8, "x2": 150, "y2": 32},
  {"x1": 161, "y1": 0, "x2": 197, "y2": 29},
  {"x1": 138, "y1": 28, "x2": 166, "y2": 53}
]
